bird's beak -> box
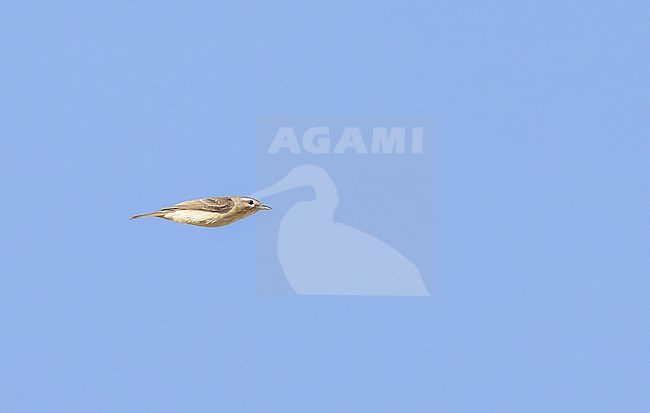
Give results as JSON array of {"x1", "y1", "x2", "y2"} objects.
[{"x1": 257, "y1": 204, "x2": 272, "y2": 210}]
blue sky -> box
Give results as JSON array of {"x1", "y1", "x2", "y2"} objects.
[{"x1": 1, "y1": 1, "x2": 648, "y2": 412}]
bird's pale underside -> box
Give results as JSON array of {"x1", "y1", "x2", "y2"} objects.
[{"x1": 131, "y1": 196, "x2": 271, "y2": 227}]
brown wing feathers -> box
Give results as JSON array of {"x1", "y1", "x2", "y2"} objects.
[
  {"x1": 164, "y1": 197, "x2": 235, "y2": 214},
  {"x1": 131, "y1": 197, "x2": 236, "y2": 220}
]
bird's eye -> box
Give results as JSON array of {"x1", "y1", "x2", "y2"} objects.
[{"x1": 248, "y1": 200, "x2": 255, "y2": 206}]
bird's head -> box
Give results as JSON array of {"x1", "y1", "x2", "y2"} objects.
[{"x1": 238, "y1": 196, "x2": 272, "y2": 212}]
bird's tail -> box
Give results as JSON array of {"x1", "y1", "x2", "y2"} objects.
[{"x1": 130, "y1": 211, "x2": 162, "y2": 220}]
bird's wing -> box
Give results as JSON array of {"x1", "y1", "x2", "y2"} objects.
[{"x1": 164, "y1": 197, "x2": 235, "y2": 214}]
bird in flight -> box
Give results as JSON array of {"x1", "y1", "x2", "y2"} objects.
[{"x1": 131, "y1": 196, "x2": 271, "y2": 228}]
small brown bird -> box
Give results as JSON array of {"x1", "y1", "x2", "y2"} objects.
[{"x1": 131, "y1": 196, "x2": 271, "y2": 228}]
